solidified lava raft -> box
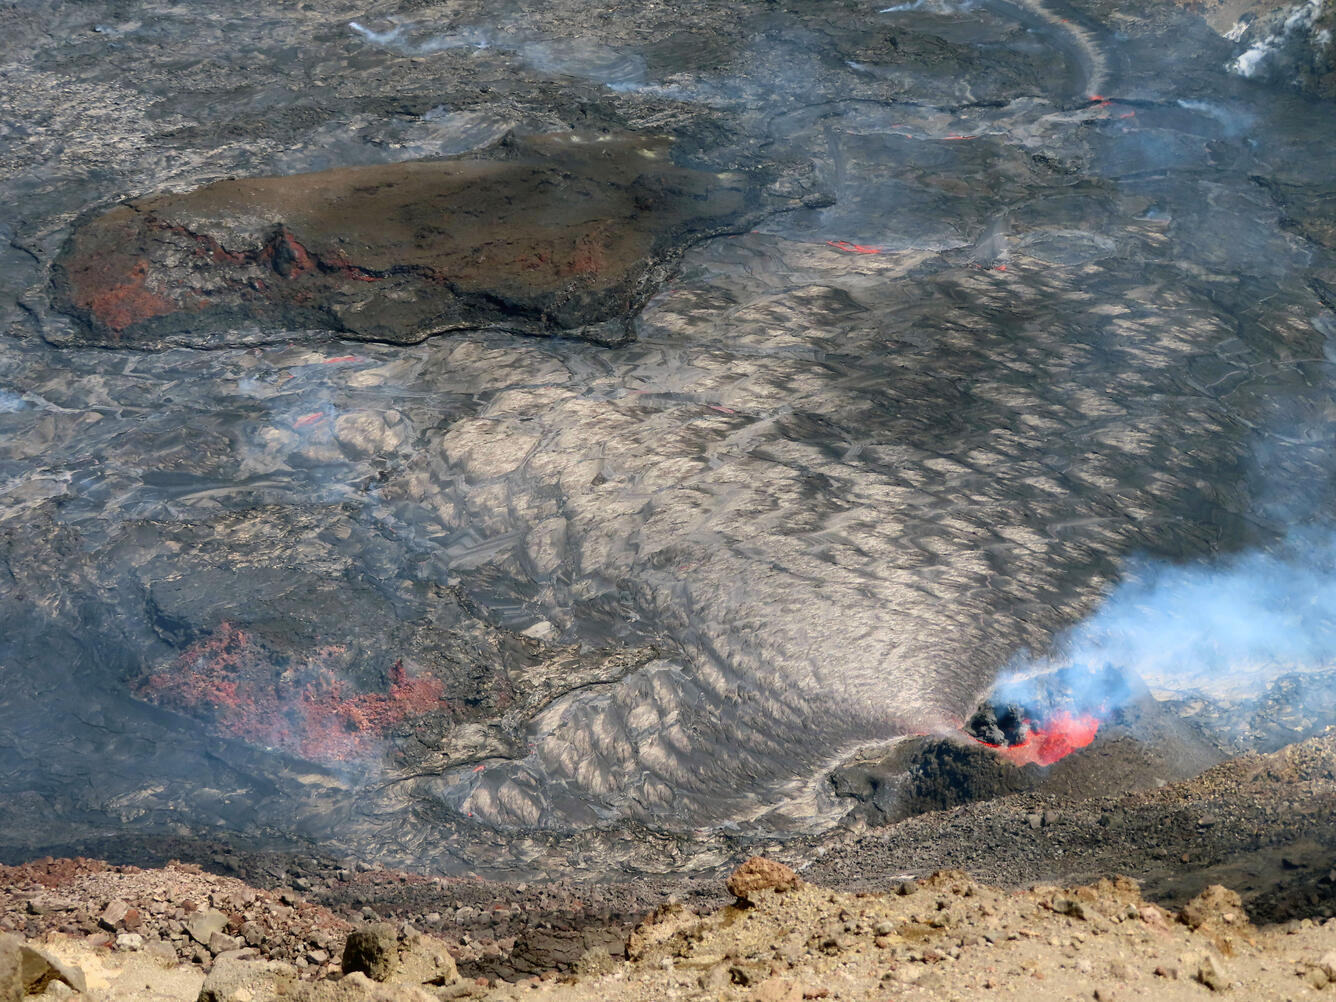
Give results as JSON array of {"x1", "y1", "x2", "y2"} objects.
[
  {"x1": 52, "y1": 133, "x2": 783, "y2": 348},
  {"x1": 133, "y1": 622, "x2": 446, "y2": 762}
]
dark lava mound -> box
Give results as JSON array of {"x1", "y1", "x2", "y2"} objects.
[{"x1": 53, "y1": 133, "x2": 779, "y2": 348}]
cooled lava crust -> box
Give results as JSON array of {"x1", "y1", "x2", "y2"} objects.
[{"x1": 53, "y1": 133, "x2": 778, "y2": 348}]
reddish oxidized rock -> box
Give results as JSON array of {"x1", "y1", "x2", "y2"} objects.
[{"x1": 53, "y1": 133, "x2": 777, "y2": 347}]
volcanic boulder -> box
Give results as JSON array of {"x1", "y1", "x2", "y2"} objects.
[
  {"x1": 341, "y1": 924, "x2": 399, "y2": 982},
  {"x1": 725, "y1": 858, "x2": 801, "y2": 902},
  {"x1": 198, "y1": 955, "x2": 299, "y2": 1002},
  {"x1": 185, "y1": 910, "x2": 230, "y2": 947},
  {"x1": 13, "y1": 941, "x2": 86, "y2": 996},
  {"x1": 0, "y1": 936, "x2": 20, "y2": 1002},
  {"x1": 53, "y1": 133, "x2": 780, "y2": 348},
  {"x1": 340, "y1": 925, "x2": 458, "y2": 989}
]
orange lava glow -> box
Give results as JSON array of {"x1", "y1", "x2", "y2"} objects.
[
  {"x1": 979, "y1": 711, "x2": 1101, "y2": 767},
  {"x1": 826, "y1": 240, "x2": 883, "y2": 255},
  {"x1": 134, "y1": 622, "x2": 446, "y2": 762}
]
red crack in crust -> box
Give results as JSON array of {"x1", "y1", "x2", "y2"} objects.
[
  {"x1": 826, "y1": 240, "x2": 883, "y2": 255},
  {"x1": 134, "y1": 622, "x2": 446, "y2": 762},
  {"x1": 508, "y1": 232, "x2": 610, "y2": 280},
  {"x1": 162, "y1": 222, "x2": 382, "y2": 284},
  {"x1": 568, "y1": 232, "x2": 608, "y2": 276},
  {"x1": 270, "y1": 227, "x2": 315, "y2": 278}
]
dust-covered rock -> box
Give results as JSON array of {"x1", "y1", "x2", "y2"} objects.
[
  {"x1": 1320, "y1": 949, "x2": 1336, "y2": 980},
  {"x1": 393, "y1": 930, "x2": 458, "y2": 988},
  {"x1": 337, "y1": 923, "x2": 458, "y2": 990},
  {"x1": 725, "y1": 858, "x2": 801, "y2": 901},
  {"x1": 342, "y1": 925, "x2": 400, "y2": 982},
  {"x1": 1180, "y1": 886, "x2": 1247, "y2": 932},
  {"x1": 15, "y1": 943, "x2": 86, "y2": 996},
  {"x1": 198, "y1": 955, "x2": 299, "y2": 1002},
  {"x1": 0, "y1": 936, "x2": 21, "y2": 1002},
  {"x1": 750, "y1": 977, "x2": 804, "y2": 1002},
  {"x1": 300, "y1": 971, "x2": 437, "y2": 1002},
  {"x1": 1189, "y1": 950, "x2": 1230, "y2": 992}
]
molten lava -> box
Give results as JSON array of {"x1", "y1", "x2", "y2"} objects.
[
  {"x1": 134, "y1": 622, "x2": 446, "y2": 762},
  {"x1": 975, "y1": 710, "x2": 1101, "y2": 767},
  {"x1": 826, "y1": 240, "x2": 883, "y2": 254}
]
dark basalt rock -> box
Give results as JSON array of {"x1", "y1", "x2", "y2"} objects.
[
  {"x1": 829, "y1": 738, "x2": 1036, "y2": 827},
  {"x1": 53, "y1": 133, "x2": 782, "y2": 348}
]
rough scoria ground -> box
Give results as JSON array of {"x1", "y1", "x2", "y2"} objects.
[{"x1": 3, "y1": 733, "x2": 1336, "y2": 1000}]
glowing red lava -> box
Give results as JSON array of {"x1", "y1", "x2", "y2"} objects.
[
  {"x1": 134, "y1": 622, "x2": 446, "y2": 762},
  {"x1": 826, "y1": 240, "x2": 883, "y2": 255},
  {"x1": 975, "y1": 711, "x2": 1101, "y2": 767}
]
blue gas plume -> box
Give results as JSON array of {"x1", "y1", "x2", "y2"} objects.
[{"x1": 998, "y1": 529, "x2": 1336, "y2": 705}]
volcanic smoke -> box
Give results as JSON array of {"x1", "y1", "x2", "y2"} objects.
[{"x1": 967, "y1": 529, "x2": 1336, "y2": 766}]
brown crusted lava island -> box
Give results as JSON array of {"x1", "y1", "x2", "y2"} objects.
[{"x1": 53, "y1": 133, "x2": 781, "y2": 348}]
